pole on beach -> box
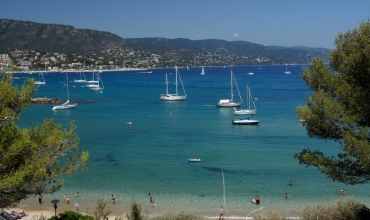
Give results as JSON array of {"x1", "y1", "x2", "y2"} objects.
[
  {"x1": 222, "y1": 169, "x2": 226, "y2": 217},
  {"x1": 51, "y1": 199, "x2": 59, "y2": 218}
]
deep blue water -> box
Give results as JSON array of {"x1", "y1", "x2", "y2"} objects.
[{"x1": 14, "y1": 65, "x2": 370, "y2": 217}]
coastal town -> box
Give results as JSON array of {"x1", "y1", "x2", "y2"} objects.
[{"x1": 0, "y1": 46, "x2": 310, "y2": 73}]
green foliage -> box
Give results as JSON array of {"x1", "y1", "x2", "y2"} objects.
[
  {"x1": 149, "y1": 211, "x2": 207, "y2": 220},
  {"x1": 126, "y1": 202, "x2": 146, "y2": 220},
  {"x1": 48, "y1": 211, "x2": 94, "y2": 220},
  {"x1": 93, "y1": 199, "x2": 111, "y2": 220},
  {"x1": 0, "y1": 71, "x2": 89, "y2": 208},
  {"x1": 296, "y1": 20, "x2": 370, "y2": 184},
  {"x1": 253, "y1": 211, "x2": 287, "y2": 220},
  {"x1": 301, "y1": 197, "x2": 370, "y2": 220}
]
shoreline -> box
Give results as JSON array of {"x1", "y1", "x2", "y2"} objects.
[
  {"x1": 12, "y1": 68, "x2": 149, "y2": 74},
  {"x1": 2, "y1": 206, "x2": 285, "y2": 220},
  {"x1": 5, "y1": 197, "x2": 302, "y2": 220}
]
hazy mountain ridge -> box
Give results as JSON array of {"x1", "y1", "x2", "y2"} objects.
[
  {"x1": 126, "y1": 38, "x2": 330, "y2": 63},
  {"x1": 0, "y1": 19, "x2": 131, "y2": 54},
  {"x1": 0, "y1": 19, "x2": 330, "y2": 64}
]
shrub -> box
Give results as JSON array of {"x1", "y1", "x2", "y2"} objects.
[
  {"x1": 127, "y1": 202, "x2": 146, "y2": 220},
  {"x1": 253, "y1": 211, "x2": 286, "y2": 220},
  {"x1": 149, "y1": 211, "x2": 207, "y2": 220},
  {"x1": 301, "y1": 197, "x2": 370, "y2": 220},
  {"x1": 93, "y1": 199, "x2": 111, "y2": 220},
  {"x1": 48, "y1": 211, "x2": 94, "y2": 220}
]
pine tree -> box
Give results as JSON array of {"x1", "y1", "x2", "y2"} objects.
[
  {"x1": 296, "y1": 20, "x2": 370, "y2": 184},
  {"x1": 0, "y1": 71, "x2": 88, "y2": 208}
]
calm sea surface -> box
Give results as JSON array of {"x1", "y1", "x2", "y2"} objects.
[{"x1": 14, "y1": 65, "x2": 370, "y2": 218}]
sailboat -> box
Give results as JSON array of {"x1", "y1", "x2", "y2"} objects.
[
  {"x1": 91, "y1": 71, "x2": 104, "y2": 91},
  {"x1": 73, "y1": 72, "x2": 87, "y2": 83},
  {"x1": 187, "y1": 65, "x2": 189, "y2": 70},
  {"x1": 52, "y1": 73, "x2": 77, "y2": 110},
  {"x1": 86, "y1": 71, "x2": 100, "y2": 88},
  {"x1": 160, "y1": 67, "x2": 187, "y2": 101},
  {"x1": 86, "y1": 70, "x2": 99, "y2": 84},
  {"x1": 200, "y1": 66, "x2": 205, "y2": 75},
  {"x1": 34, "y1": 73, "x2": 45, "y2": 85},
  {"x1": 285, "y1": 64, "x2": 291, "y2": 74},
  {"x1": 234, "y1": 85, "x2": 257, "y2": 115},
  {"x1": 217, "y1": 69, "x2": 242, "y2": 107}
]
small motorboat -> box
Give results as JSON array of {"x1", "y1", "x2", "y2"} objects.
[{"x1": 188, "y1": 158, "x2": 201, "y2": 162}]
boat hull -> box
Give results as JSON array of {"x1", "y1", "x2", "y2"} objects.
[
  {"x1": 52, "y1": 103, "x2": 77, "y2": 110},
  {"x1": 91, "y1": 87, "x2": 104, "y2": 91},
  {"x1": 234, "y1": 109, "x2": 256, "y2": 115},
  {"x1": 188, "y1": 158, "x2": 201, "y2": 162},
  {"x1": 232, "y1": 119, "x2": 260, "y2": 125},
  {"x1": 217, "y1": 101, "x2": 242, "y2": 107},
  {"x1": 160, "y1": 94, "x2": 187, "y2": 101},
  {"x1": 86, "y1": 84, "x2": 99, "y2": 88}
]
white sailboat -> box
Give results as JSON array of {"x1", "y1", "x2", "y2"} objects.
[
  {"x1": 73, "y1": 72, "x2": 87, "y2": 82},
  {"x1": 86, "y1": 71, "x2": 100, "y2": 88},
  {"x1": 200, "y1": 66, "x2": 205, "y2": 75},
  {"x1": 235, "y1": 85, "x2": 257, "y2": 115},
  {"x1": 91, "y1": 71, "x2": 104, "y2": 91},
  {"x1": 160, "y1": 67, "x2": 187, "y2": 101},
  {"x1": 34, "y1": 73, "x2": 45, "y2": 85},
  {"x1": 187, "y1": 65, "x2": 189, "y2": 70},
  {"x1": 217, "y1": 69, "x2": 242, "y2": 107},
  {"x1": 232, "y1": 117, "x2": 260, "y2": 125},
  {"x1": 86, "y1": 71, "x2": 99, "y2": 84},
  {"x1": 52, "y1": 73, "x2": 77, "y2": 110},
  {"x1": 285, "y1": 64, "x2": 291, "y2": 74}
]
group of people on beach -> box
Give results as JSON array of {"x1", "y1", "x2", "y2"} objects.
[
  {"x1": 218, "y1": 179, "x2": 348, "y2": 218},
  {"x1": 0, "y1": 209, "x2": 26, "y2": 219}
]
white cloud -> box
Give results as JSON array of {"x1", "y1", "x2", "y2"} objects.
[{"x1": 232, "y1": 33, "x2": 240, "y2": 37}]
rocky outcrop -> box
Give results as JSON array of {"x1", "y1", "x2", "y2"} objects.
[{"x1": 31, "y1": 97, "x2": 60, "y2": 104}]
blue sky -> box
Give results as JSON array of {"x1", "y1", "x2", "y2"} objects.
[{"x1": 1, "y1": 0, "x2": 369, "y2": 49}]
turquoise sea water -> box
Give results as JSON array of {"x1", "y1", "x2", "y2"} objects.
[{"x1": 14, "y1": 66, "x2": 370, "y2": 217}]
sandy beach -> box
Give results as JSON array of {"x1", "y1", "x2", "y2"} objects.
[
  {"x1": 4, "y1": 201, "x2": 257, "y2": 220},
  {"x1": 3, "y1": 206, "x2": 128, "y2": 220},
  {"x1": 3, "y1": 207, "x2": 254, "y2": 220}
]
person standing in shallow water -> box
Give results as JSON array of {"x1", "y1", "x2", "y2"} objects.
[
  {"x1": 38, "y1": 194, "x2": 43, "y2": 204},
  {"x1": 219, "y1": 206, "x2": 224, "y2": 220},
  {"x1": 149, "y1": 193, "x2": 156, "y2": 207},
  {"x1": 109, "y1": 195, "x2": 115, "y2": 204},
  {"x1": 255, "y1": 195, "x2": 260, "y2": 204}
]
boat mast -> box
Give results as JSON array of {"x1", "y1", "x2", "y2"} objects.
[
  {"x1": 248, "y1": 85, "x2": 250, "y2": 110},
  {"x1": 175, "y1": 67, "x2": 179, "y2": 96},
  {"x1": 165, "y1": 74, "x2": 169, "y2": 95},
  {"x1": 222, "y1": 169, "x2": 226, "y2": 218},
  {"x1": 66, "y1": 73, "x2": 70, "y2": 101},
  {"x1": 230, "y1": 70, "x2": 234, "y2": 102}
]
